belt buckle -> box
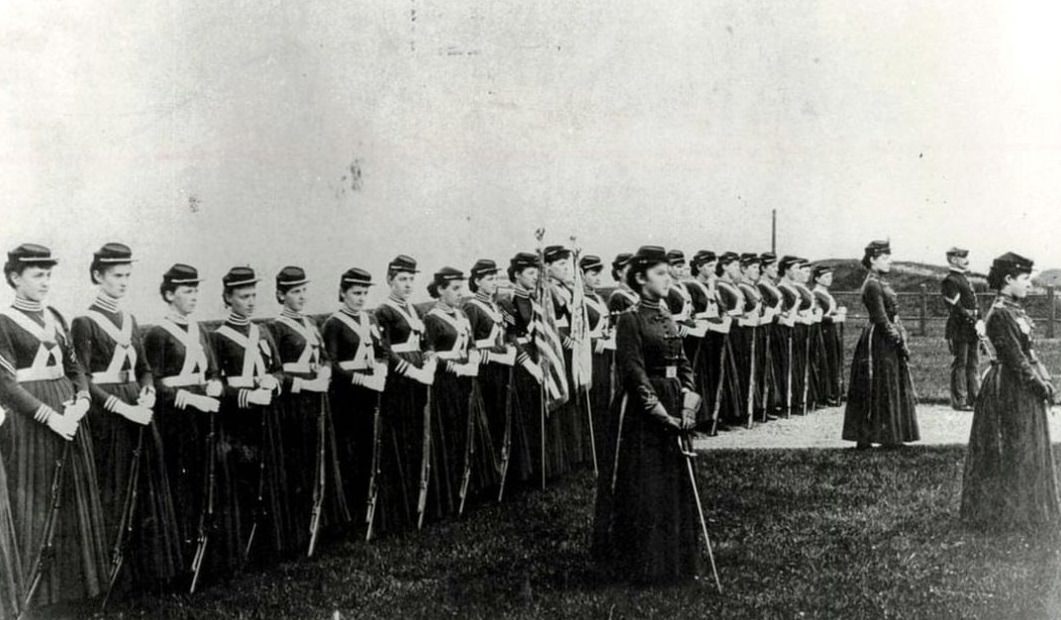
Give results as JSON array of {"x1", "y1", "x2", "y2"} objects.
[{"x1": 665, "y1": 365, "x2": 677, "y2": 379}]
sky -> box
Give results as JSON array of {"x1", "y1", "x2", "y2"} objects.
[{"x1": 2, "y1": 0, "x2": 1061, "y2": 320}]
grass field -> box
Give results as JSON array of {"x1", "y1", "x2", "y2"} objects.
[{"x1": 77, "y1": 446, "x2": 1061, "y2": 619}]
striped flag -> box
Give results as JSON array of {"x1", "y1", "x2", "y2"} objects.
[
  {"x1": 533, "y1": 250, "x2": 570, "y2": 413},
  {"x1": 569, "y1": 248, "x2": 593, "y2": 389}
]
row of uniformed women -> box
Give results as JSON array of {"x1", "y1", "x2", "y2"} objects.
[
  {"x1": 0, "y1": 242, "x2": 622, "y2": 616},
  {"x1": 646, "y1": 249, "x2": 847, "y2": 434}
]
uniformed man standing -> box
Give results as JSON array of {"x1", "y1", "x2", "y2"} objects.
[{"x1": 941, "y1": 247, "x2": 984, "y2": 411}]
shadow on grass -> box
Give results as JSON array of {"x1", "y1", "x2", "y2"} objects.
[{"x1": 73, "y1": 446, "x2": 1061, "y2": 619}]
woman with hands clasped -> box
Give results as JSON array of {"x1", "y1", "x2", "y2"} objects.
[
  {"x1": 961, "y1": 252, "x2": 1060, "y2": 530},
  {"x1": 593, "y1": 245, "x2": 704, "y2": 584}
]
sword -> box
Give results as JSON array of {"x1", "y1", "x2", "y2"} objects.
[{"x1": 676, "y1": 434, "x2": 722, "y2": 594}]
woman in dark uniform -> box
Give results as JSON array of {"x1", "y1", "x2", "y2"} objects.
[
  {"x1": 375, "y1": 255, "x2": 436, "y2": 529},
  {"x1": 143, "y1": 263, "x2": 231, "y2": 589},
  {"x1": 543, "y1": 245, "x2": 577, "y2": 474},
  {"x1": 497, "y1": 252, "x2": 546, "y2": 488},
  {"x1": 211, "y1": 267, "x2": 292, "y2": 563},
  {"x1": 961, "y1": 252, "x2": 1059, "y2": 529},
  {"x1": 321, "y1": 268, "x2": 391, "y2": 539},
  {"x1": 736, "y1": 253, "x2": 764, "y2": 424},
  {"x1": 0, "y1": 244, "x2": 107, "y2": 609},
  {"x1": 842, "y1": 241, "x2": 920, "y2": 448},
  {"x1": 757, "y1": 253, "x2": 784, "y2": 419},
  {"x1": 607, "y1": 253, "x2": 639, "y2": 317},
  {"x1": 592, "y1": 245, "x2": 703, "y2": 583},
  {"x1": 269, "y1": 266, "x2": 348, "y2": 555},
  {"x1": 811, "y1": 264, "x2": 845, "y2": 406},
  {"x1": 580, "y1": 255, "x2": 613, "y2": 468},
  {"x1": 776, "y1": 256, "x2": 803, "y2": 417},
  {"x1": 71, "y1": 243, "x2": 182, "y2": 594},
  {"x1": 714, "y1": 252, "x2": 746, "y2": 428},
  {"x1": 424, "y1": 267, "x2": 496, "y2": 514},
  {"x1": 685, "y1": 251, "x2": 721, "y2": 432},
  {"x1": 463, "y1": 259, "x2": 516, "y2": 494},
  {"x1": 0, "y1": 406, "x2": 20, "y2": 619}
]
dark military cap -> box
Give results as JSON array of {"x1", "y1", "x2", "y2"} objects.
[
  {"x1": 740, "y1": 252, "x2": 761, "y2": 267},
  {"x1": 93, "y1": 242, "x2": 134, "y2": 264},
  {"x1": 691, "y1": 250, "x2": 717, "y2": 270},
  {"x1": 510, "y1": 252, "x2": 540, "y2": 270},
  {"x1": 162, "y1": 263, "x2": 201, "y2": 286},
  {"x1": 222, "y1": 266, "x2": 260, "y2": 288},
  {"x1": 388, "y1": 254, "x2": 420, "y2": 273},
  {"x1": 811, "y1": 263, "x2": 834, "y2": 280},
  {"x1": 632, "y1": 245, "x2": 668, "y2": 267},
  {"x1": 666, "y1": 249, "x2": 686, "y2": 266},
  {"x1": 864, "y1": 240, "x2": 891, "y2": 258},
  {"x1": 276, "y1": 265, "x2": 309, "y2": 288},
  {"x1": 543, "y1": 245, "x2": 571, "y2": 263},
  {"x1": 778, "y1": 255, "x2": 801, "y2": 274},
  {"x1": 612, "y1": 252, "x2": 633, "y2": 270},
  {"x1": 991, "y1": 252, "x2": 1033, "y2": 275},
  {"x1": 433, "y1": 266, "x2": 466, "y2": 284},
  {"x1": 579, "y1": 254, "x2": 604, "y2": 273},
  {"x1": 759, "y1": 252, "x2": 778, "y2": 266},
  {"x1": 470, "y1": 259, "x2": 499, "y2": 279},
  {"x1": 7, "y1": 243, "x2": 58, "y2": 267},
  {"x1": 717, "y1": 251, "x2": 740, "y2": 266},
  {"x1": 340, "y1": 267, "x2": 374, "y2": 286},
  {"x1": 946, "y1": 247, "x2": 969, "y2": 258}
]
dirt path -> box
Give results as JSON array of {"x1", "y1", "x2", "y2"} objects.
[{"x1": 692, "y1": 404, "x2": 1061, "y2": 450}]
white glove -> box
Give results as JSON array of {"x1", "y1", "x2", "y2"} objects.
[
  {"x1": 186, "y1": 393, "x2": 220, "y2": 413},
  {"x1": 64, "y1": 398, "x2": 90, "y2": 423},
  {"x1": 46, "y1": 410, "x2": 78, "y2": 441},
  {"x1": 594, "y1": 339, "x2": 606, "y2": 355},
  {"x1": 975, "y1": 319, "x2": 986, "y2": 338},
  {"x1": 138, "y1": 386, "x2": 156, "y2": 409},
  {"x1": 467, "y1": 350, "x2": 482, "y2": 367},
  {"x1": 247, "y1": 388, "x2": 273, "y2": 406},
  {"x1": 205, "y1": 380, "x2": 223, "y2": 398},
  {"x1": 352, "y1": 372, "x2": 386, "y2": 392},
  {"x1": 115, "y1": 401, "x2": 153, "y2": 425},
  {"x1": 410, "y1": 365, "x2": 435, "y2": 386},
  {"x1": 0, "y1": 406, "x2": 6, "y2": 427},
  {"x1": 297, "y1": 376, "x2": 328, "y2": 393},
  {"x1": 317, "y1": 365, "x2": 332, "y2": 382},
  {"x1": 522, "y1": 359, "x2": 544, "y2": 384},
  {"x1": 257, "y1": 375, "x2": 279, "y2": 392}
]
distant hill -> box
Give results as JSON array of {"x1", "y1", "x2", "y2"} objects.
[{"x1": 820, "y1": 259, "x2": 988, "y2": 293}]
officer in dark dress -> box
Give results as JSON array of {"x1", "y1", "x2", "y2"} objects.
[{"x1": 941, "y1": 247, "x2": 983, "y2": 411}]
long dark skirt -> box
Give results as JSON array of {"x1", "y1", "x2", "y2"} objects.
[
  {"x1": 381, "y1": 373, "x2": 428, "y2": 530},
  {"x1": 556, "y1": 350, "x2": 581, "y2": 473},
  {"x1": 1, "y1": 453, "x2": 21, "y2": 619},
  {"x1": 791, "y1": 325, "x2": 810, "y2": 414},
  {"x1": 274, "y1": 389, "x2": 349, "y2": 552},
  {"x1": 0, "y1": 379, "x2": 108, "y2": 607},
  {"x1": 509, "y1": 363, "x2": 542, "y2": 486},
  {"x1": 594, "y1": 377, "x2": 703, "y2": 583},
  {"x1": 479, "y1": 363, "x2": 510, "y2": 464},
  {"x1": 756, "y1": 325, "x2": 781, "y2": 417},
  {"x1": 961, "y1": 362, "x2": 1060, "y2": 528},
  {"x1": 842, "y1": 324, "x2": 920, "y2": 444},
  {"x1": 806, "y1": 324, "x2": 825, "y2": 411},
  {"x1": 772, "y1": 325, "x2": 795, "y2": 416},
  {"x1": 817, "y1": 322, "x2": 842, "y2": 405},
  {"x1": 331, "y1": 383, "x2": 401, "y2": 538},
  {"x1": 89, "y1": 382, "x2": 182, "y2": 592},
  {"x1": 587, "y1": 350, "x2": 612, "y2": 470},
  {"x1": 430, "y1": 369, "x2": 464, "y2": 517},
  {"x1": 701, "y1": 332, "x2": 741, "y2": 427},
  {"x1": 731, "y1": 326, "x2": 762, "y2": 423},
  {"x1": 220, "y1": 403, "x2": 291, "y2": 563},
  {"x1": 155, "y1": 391, "x2": 239, "y2": 585}
]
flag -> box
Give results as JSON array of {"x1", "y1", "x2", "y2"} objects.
[
  {"x1": 533, "y1": 245, "x2": 570, "y2": 412},
  {"x1": 569, "y1": 248, "x2": 593, "y2": 389}
]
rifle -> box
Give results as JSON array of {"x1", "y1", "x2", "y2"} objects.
[
  {"x1": 584, "y1": 387, "x2": 598, "y2": 477},
  {"x1": 745, "y1": 326, "x2": 757, "y2": 429},
  {"x1": 785, "y1": 328, "x2": 793, "y2": 418},
  {"x1": 189, "y1": 411, "x2": 217, "y2": 594},
  {"x1": 609, "y1": 394, "x2": 629, "y2": 494},
  {"x1": 18, "y1": 442, "x2": 70, "y2": 619},
  {"x1": 496, "y1": 366, "x2": 515, "y2": 503},
  {"x1": 307, "y1": 394, "x2": 328, "y2": 557},
  {"x1": 100, "y1": 426, "x2": 145, "y2": 611},
  {"x1": 416, "y1": 384, "x2": 433, "y2": 530},
  {"x1": 760, "y1": 327, "x2": 774, "y2": 421},
  {"x1": 801, "y1": 326, "x2": 812, "y2": 416},
  {"x1": 708, "y1": 334, "x2": 730, "y2": 436},
  {"x1": 676, "y1": 433, "x2": 722, "y2": 594},
  {"x1": 242, "y1": 410, "x2": 269, "y2": 563},
  {"x1": 457, "y1": 381, "x2": 479, "y2": 517},
  {"x1": 364, "y1": 393, "x2": 383, "y2": 542}
]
